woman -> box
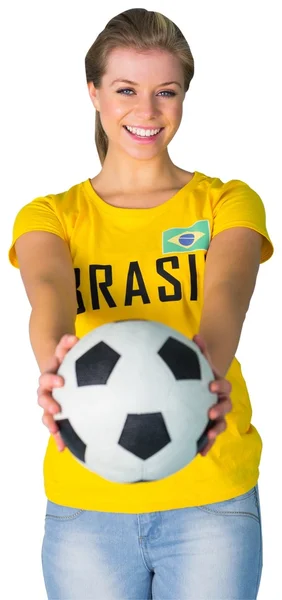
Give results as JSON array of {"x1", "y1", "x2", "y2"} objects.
[{"x1": 8, "y1": 8, "x2": 273, "y2": 600}]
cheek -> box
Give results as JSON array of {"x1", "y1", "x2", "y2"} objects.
[
  {"x1": 169, "y1": 103, "x2": 183, "y2": 123},
  {"x1": 100, "y1": 101, "x2": 126, "y2": 134},
  {"x1": 158, "y1": 98, "x2": 183, "y2": 127}
]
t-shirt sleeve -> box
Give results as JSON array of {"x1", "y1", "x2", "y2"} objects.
[
  {"x1": 211, "y1": 179, "x2": 274, "y2": 263},
  {"x1": 8, "y1": 195, "x2": 68, "y2": 269}
]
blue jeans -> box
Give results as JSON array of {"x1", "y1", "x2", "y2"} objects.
[{"x1": 41, "y1": 484, "x2": 263, "y2": 599}]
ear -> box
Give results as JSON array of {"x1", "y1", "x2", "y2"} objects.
[{"x1": 87, "y1": 82, "x2": 100, "y2": 112}]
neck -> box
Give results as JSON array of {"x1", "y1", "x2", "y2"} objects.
[{"x1": 95, "y1": 146, "x2": 180, "y2": 194}]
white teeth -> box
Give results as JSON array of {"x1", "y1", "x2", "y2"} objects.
[{"x1": 125, "y1": 125, "x2": 161, "y2": 137}]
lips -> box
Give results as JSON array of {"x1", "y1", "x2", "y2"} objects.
[{"x1": 123, "y1": 126, "x2": 164, "y2": 139}]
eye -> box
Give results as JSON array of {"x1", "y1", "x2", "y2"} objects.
[
  {"x1": 117, "y1": 88, "x2": 135, "y2": 95},
  {"x1": 158, "y1": 91, "x2": 177, "y2": 97}
]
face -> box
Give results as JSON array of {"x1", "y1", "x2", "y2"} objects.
[{"x1": 88, "y1": 47, "x2": 186, "y2": 160}]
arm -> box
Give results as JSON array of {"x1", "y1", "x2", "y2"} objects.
[
  {"x1": 198, "y1": 227, "x2": 263, "y2": 377},
  {"x1": 15, "y1": 231, "x2": 77, "y2": 374}
]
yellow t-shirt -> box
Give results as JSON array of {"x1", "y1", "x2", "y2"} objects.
[{"x1": 8, "y1": 170, "x2": 274, "y2": 513}]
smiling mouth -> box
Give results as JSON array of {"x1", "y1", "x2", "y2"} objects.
[{"x1": 123, "y1": 125, "x2": 164, "y2": 138}]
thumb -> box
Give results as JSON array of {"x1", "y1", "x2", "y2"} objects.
[{"x1": 193, "y1": 334, "x2": 206, "y2": 354}]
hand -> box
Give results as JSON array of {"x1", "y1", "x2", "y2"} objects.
[
  {"x1": 193, "y1": 334, "x2": 232, "y2": 457},
  {"x1": 37, "y1": 334, "x2": 80, "y2": 452}
]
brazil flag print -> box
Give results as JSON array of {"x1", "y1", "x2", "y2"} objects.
[{"x1": 162, "y1": 221, "x2": 210, "y2": 254}]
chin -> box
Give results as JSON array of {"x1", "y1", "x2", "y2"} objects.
[{"x1": 121, "y1": 144, "x2": 167, "y2": 161}]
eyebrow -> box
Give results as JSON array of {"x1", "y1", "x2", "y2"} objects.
[{"x1": 110, "y1": 79, "x2": 182, "y2": 89}]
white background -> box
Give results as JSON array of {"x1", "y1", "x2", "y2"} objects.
[{"x1": 1, "y1": 1, "x2": 281, "y2": 598}]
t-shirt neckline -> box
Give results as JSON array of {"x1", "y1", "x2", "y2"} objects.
[{"x1": 84, "y1": 171, "x2": 202, "y2": 218}]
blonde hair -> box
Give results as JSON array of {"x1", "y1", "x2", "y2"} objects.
[{"x1": 85, "y1": 8, "x2": 194, "y2": 165}]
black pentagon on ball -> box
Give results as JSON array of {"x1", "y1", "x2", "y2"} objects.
[
  {"x1": 56, "y1": 418, "x2": 86, "y2": 462},
  {"x1": 118, "y1": 413, "x2": 171, "y2": 460},
  {"x1": 76, "y1": 341, "x2": 121, "y2": 386},
  {"x1": 158, "y1": 336, "x2": 201, "y2": 380}
]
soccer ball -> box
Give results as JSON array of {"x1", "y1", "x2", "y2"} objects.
[{"x1": 53, "y1": 320, "x2": 215, "y2": 483}]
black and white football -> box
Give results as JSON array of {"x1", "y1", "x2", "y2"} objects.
[{"x1": 53, "y1": 320, "x2": 215, "y2": 483}]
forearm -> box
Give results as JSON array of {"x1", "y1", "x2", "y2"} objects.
[
  {"x1": 198, "y1": 283, "x2": 247, "y2": 377},
  {"x1": 29, "y1": 282, "x2": 77, "y2": 374}
]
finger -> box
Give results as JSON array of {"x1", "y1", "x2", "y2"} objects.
[
  {"x1": 217, "y1": 397, "x2": 232, "y2": 413},
  {"x1": 42, "y1": 414, "x2": 65, "y2": 451},
  {"x1": 55, "y1": 334, "x2": 79, "y2": 362},
  {"x1": 38, "y1": 373, "x2": 64, "y2": 393},
  {"x1": 209, "y1": 378, "x2": 232, "y2": 396},
  {"x1": 209, "y1": 398, "x2": 232, "y2": 419},
  {"x1": 42, "y1": 411, "x2": 60, "y2": 433},
  {"x1": 52, "y1": 431, "x2": 66, "y2": 452},
  {"x1": 208, "y1": 418, "x2": 227, "y2": 439},
  {"x1": 38, "y1": 392, "x2": 61, "y2": 414},
  {"x1": 201, "y1": 418, "x2": 228, "y2": 456},
  {"x1": 200, "y1": 438, "x2": 214, "y2": 456}
]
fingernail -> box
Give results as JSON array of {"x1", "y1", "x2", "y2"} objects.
[{"x1": 210, "y1": 383, "x2": 218, "y2": 392}]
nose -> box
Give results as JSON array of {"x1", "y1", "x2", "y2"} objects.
[{"x1": 134, "y1": 93, "x2": 160, "y2": 121}]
